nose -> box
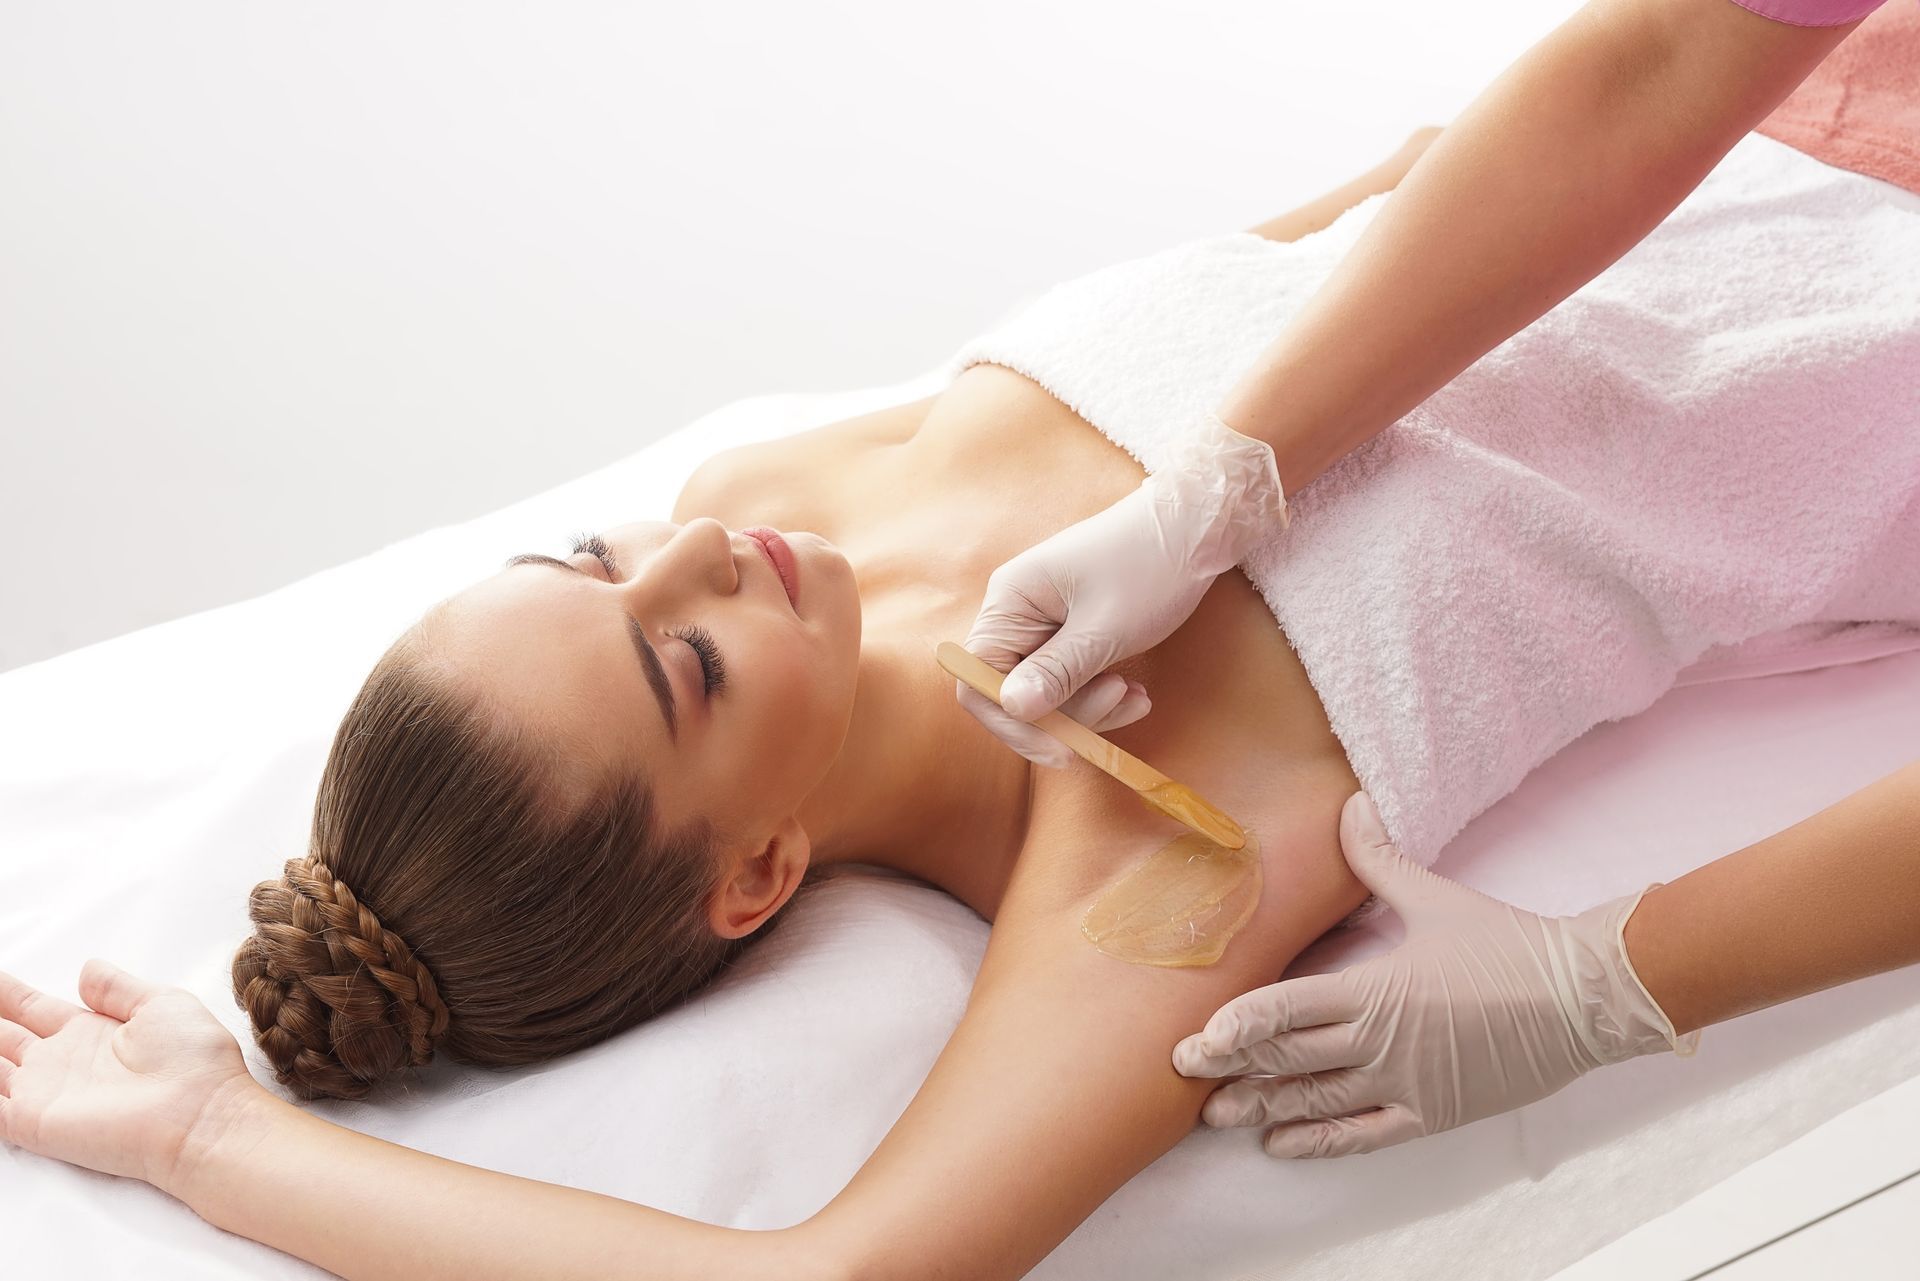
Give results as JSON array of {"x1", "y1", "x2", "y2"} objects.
[{"x1": 629, "y1": 517, "x2": 739, "y2": 603}]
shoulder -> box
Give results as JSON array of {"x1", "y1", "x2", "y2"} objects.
[
  {"x1": 672, "y1": 393, "x2": 941, "y2": 521},
  {"x1": 672, "y1": 441, "x2": 762, "y2": 522}
]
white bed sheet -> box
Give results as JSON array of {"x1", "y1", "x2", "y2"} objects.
[{"x1": 4, "y1": 365, "x2": 1918, "y2": 1281}]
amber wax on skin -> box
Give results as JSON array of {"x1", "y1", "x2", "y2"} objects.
[
  {"x1": 1080, "y1": 831, "x2": 1263, "y2": 968},
  {"x1": 1133, "y1": 779, "x2": 1246, "y2": 850}
]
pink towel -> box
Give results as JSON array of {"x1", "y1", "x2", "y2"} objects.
[
  {"x1": 942, "y1": 132, "x2": 1920, "y2": 866},
  {"x1": 1757, "y1": 1, "x2": 1920, "y2": 195}
]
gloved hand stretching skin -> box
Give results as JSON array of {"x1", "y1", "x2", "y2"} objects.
[
  {"x1": 961, "y1": 410, "x2": 1289, "y2": 766},
  {"x1": 1172, "y1": 790, "x2": 1698, "y2": 1159}
]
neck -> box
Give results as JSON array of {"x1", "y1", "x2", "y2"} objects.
[{"x1": 795, "y1": 625, "x2": 1029, "y2": 913}]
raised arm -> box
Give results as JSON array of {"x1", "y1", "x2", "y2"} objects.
[{"x1": 169, "y1": 1090, "x2": 804, "y2": 1281}]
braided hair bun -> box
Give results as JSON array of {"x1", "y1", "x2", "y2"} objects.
[{"x1": 232, "y1": 854, "x2": 451, "y2": 1101}]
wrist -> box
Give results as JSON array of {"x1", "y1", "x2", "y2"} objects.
[
  {"x1": 1147, "y1": 409, "x2": 1290, "y2": 574},
  {"x1": 162, "y1": 1076, "x2": 289, "y2": 1211},
  {"x1": 1554, "y1": 888, "x2": 1700, "y2": 1067}
]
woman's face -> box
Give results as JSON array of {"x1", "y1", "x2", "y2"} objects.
[{"x1": 427, "y1": 518, "x2": 863, "y2": 846}]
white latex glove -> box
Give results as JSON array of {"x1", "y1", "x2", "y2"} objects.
[
  {"x1": 961, "y1": 409, "x2": 1290, "y2": 766},
  {"x1": 952, "y1": 672, "x2": 1156, "y2": 770},
  {"x1": 1172, "y1": 790, "x2": 1699, "y2": 1159}
]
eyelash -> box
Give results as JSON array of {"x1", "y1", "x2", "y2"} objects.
[
  {"x1": 567, "y1": 531, "x2": 620, "y2": 577},
  {"x1": 670, "y1": 624, "x2": 728, "y2": 697},
  {"x1": 568, "y1": 530, "x2": 727, "y2": 698}
]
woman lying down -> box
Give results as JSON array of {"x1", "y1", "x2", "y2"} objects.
[{"x1": 3, "y1": 115, "x2": 1918, "y2": 1280}]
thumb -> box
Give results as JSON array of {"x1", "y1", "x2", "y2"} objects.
[
  {"x1": 965, "y1": 557, "x2": 1068, "y2": 676},
  {"x1": 79, "y1": 958, "x2": 165, "y2": 1023},
  {"x1": 1337, "y1": 791, "x2": 1472, "y2": 931},
  {"x1": 1000, "y1": 626, "x2": 1116, "y2": 722}
]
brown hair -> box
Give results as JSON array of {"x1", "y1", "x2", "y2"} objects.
[{"x1": 231, "y1": 627, "x2": 761, "y2": 1102}]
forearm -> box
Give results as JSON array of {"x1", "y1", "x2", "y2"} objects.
[
  {"x1": 1218, "y1": 0, "x2": 1857, "y2": 495},
  {"x1": 173, "y1": 1085, "x2": 816, "y2": 1281},
  {"x1": 1624, "y1": 758, "x2": 1920, "y2": 1036}
]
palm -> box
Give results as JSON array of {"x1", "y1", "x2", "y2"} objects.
[{"x1": 0, "y1": 961, "x2": 251, "y2": 1191}]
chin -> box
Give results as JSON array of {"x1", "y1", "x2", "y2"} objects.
[{"x1": 781, "y1": 530, "x2": 858, "y2": 639}]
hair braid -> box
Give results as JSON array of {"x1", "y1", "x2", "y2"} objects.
[
  {"x1": 232, "y1": 854, "x2": 451, "y2": 1099},
  {"x1": 293, "y1": 854, "x2": 450, "y2": 1063}
]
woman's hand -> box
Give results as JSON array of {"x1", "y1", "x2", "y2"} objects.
[{"x1": 0, "y1": 959, "x2": 257, "y2": 1194}]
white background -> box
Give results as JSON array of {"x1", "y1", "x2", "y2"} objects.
[{"x1": 0, "y1": 0, "x2": 1576, "y2": 673}]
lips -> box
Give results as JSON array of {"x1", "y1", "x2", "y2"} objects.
[{"x1": 741, "y1": 526, "x2": 799, "y2": 610}]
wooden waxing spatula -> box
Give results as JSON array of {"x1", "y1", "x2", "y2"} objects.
[{"x1": 935, "y1": 641, "x2": 1247, "y2": 851}]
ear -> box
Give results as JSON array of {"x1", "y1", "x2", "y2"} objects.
[{"x1": 706, "y1": 813, "x2": 812, "y2": 940}]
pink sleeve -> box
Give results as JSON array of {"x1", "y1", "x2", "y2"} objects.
[{"x1": 1726, "y1": 0, "x2": 1890, "y2": 25}]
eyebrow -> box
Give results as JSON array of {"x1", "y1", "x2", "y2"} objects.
[{"x1": 502, "y1": 552, "x2": 677, "y2": 742}]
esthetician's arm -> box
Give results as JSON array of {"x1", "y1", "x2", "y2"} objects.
[
  {"x1": 962, "y1": 0, "x2": 1862, "y2": 743},
  {"x1": 1177, "y1": 763, "x2": 1920, "y2": 1158},
  {"x1": 1219, "y1": 0, "x2": 1860, "y2": 492}
]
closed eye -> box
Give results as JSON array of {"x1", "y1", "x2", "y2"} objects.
[
  {"x1": 670, "y1": 624, "x2": 728, "y2": 697},
  {"x1": 568, "y1": 530, "x2": 622, "y2": 579}
]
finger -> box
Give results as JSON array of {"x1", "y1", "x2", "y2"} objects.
[
  {"x1": 0, "y1": 1056, "x2": 13, "y2": 1097},
  {"x1": 78, "y1": 958, "x2": 165, "y2": 1024},
  {"x1": 1175, "y1": 1016, "x2": 1364, "y2": 1080},
  {"x1": 1262, "y1": 1105, "x2": 1425, "y2": 1159},
  {"x1": 1227, "y1": 1022, "x2": 1366, "y2": 1080},
  {"x1": 1054, "y1": 672, "x2": 1151, "y2": 734},
  {"x1": 963, "y1": 572, "x2": 1065, "y2": 673},
  {"x1": 955, "y1": 684, "x2": 1073, "y2": 769},
  {"x1": 1172, "y1": 972, "x2": 1357, "y2": 1075},
  {"x1": 960, "y1": 671, "x2": 1148, "y2": 754},
  {"x1": 0, "y1": 1017, "x2": 32, "y2": 1064},
  {"x1": 1087, "y1": 680, "x2": 1151, "y2": 733},
  {"x1": 1203, "y1": 1067, "x2": 1376, "y2": 1129},
  {"x1": 1001, "y1": 628, "x2": 1115, "y2": 722},
  {"x1": 1056, "y1": 671, "x2": 1128, "y2": 728},
  {"x1": 1337, "y1": 790, "x2": 1470, "y2": 930},
  {"x1": 0, "y1": 970, "x2": 83, "y2": 1038},
  {"x1": 1335, "y1": 790, "x2": 1403, "y2": 899}
]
